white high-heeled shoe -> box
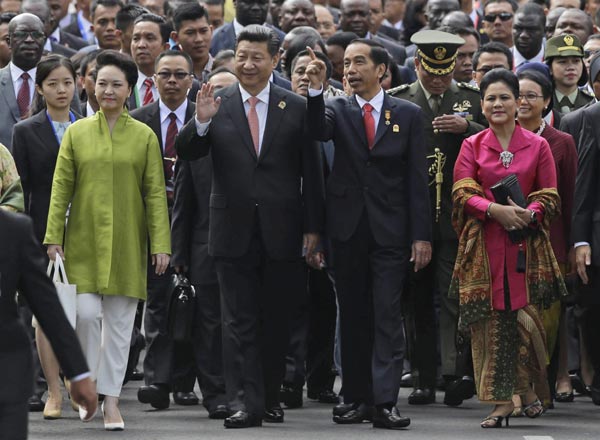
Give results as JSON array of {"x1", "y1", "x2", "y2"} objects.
[
  {"x1": 78, "y1": 403, "x2": 97, "y2": 422},
  {"x1": 102, "y1": 402, "x2": 125, "y2": 431}
]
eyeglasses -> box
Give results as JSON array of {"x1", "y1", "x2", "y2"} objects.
[
  {"x1": 11, "y1": 30, "x2": 46, "y2": 40},
  {"x1": 519, "y1": 93, "x2": 543, "y2": 102},
  {"x1": 483, "y1": 12, "x2": 513, "y2": 22},
  {"x1": 155, "y1": 71, "x2": 192, "y2": 80},
  {"x1": 584, "y1": 49, "x2": 600, "y2": 58},
  {"x1": 475, "y1": 65, "x2": 508, "y2": 74}
]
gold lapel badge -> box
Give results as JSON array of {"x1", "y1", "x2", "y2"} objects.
[
  {"x1": 278, "y1": 101, "x2": 286, "y2": 109},
  {"x1": 393, "y1": 124, "x2": 400, "y2": 132},
  {"x1": 384, "y1": 109, "x2": 391, "y2": 125}
]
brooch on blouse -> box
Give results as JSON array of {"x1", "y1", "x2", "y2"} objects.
[{"x1": 499, "y1": 150, "x2": 514, "y2": 168}]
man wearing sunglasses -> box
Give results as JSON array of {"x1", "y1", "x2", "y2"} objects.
[
  {"x1": 482, "y1": 0, "x2": 518, "y2": 49},
  {"x1": 0, "y1": 13, "x2": 46, "y2": 151}
]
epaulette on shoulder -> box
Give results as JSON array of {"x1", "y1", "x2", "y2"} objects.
[
  {"x1": 387, "y1": 84, "x2": 410, "y2": 95},
  {"x1": 581, "y1": 88, "x2": 595, "y2": 99},
  {"x1": 457, "y1": 82, "x2": 480, "y2": 93}
]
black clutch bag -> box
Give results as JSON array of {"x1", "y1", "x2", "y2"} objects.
[
  {"x1": 490, "y1": 173, "x2": 530, "y2": 244},
  {"x1": 167, "y1": 274, "x2": 196, "y2": 342}
]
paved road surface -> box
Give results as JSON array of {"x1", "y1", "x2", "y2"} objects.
[{"x1": 29, "y1": 382, "x2": 599, "y2": 440}]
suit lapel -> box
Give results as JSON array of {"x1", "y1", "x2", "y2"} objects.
[
  {"x1": 260, "y1": 85, "x2": 287, "y2": 160},
  {"x1": 439, "y1": 82, "x2": 459, "y2": 115},
  {"x1": 222, "y1": 85, "x2": 257, "y2": 160},
  {"x1": 146, "y1": 102, "x2": 162, "y2": 151},
  {"x1": 372, "y1": 93, "x2": 396, "y2": 148},
  {"x1": 411, "y1": 82, "x2": 434, "y2": 119},
  {"x1": 184, "y1": 100, "x2": 196, "y2": 123},
  {"x1": 31, "y1": 111, "x2": 60, "y2": 153},
  {"x1": 0, "y1": 68, "x2": 21, "y2": 122},
  {"x1": 347, "y1": 96, "x2": 368, "y2": 148}
]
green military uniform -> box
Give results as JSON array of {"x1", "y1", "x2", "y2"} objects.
[
  {"x1": 545, "y1": 34, "x2": 594, "y2": 115},
  {"x1": 387, "y1": 30, "x2": 487, "y2": 404}
]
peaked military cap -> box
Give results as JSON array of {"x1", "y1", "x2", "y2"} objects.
[
  {"x1": 545, "y1": 34, "x2": 584, "y2": 59},
  {"x1": 411, "y1": 30, "x2": 465, "y2": 76}
]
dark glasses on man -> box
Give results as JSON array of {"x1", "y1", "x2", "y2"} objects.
[{"x1": 483, "y1": 12, "x2": 513, "y2": 22}]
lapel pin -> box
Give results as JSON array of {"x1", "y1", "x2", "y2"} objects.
[
  {"x1": 393, "y1": 124, "x2": 399, "y2": 132},
  {"x1": 278, "y1": 101, "x2": 286, "y2": 109},
  {"x1": 385, "y1": 109, "x2": 391, "y2": 125}
]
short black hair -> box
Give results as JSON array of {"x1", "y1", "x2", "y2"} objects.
[
  {"x1": 134, "y1": 13, "x2": 171, "y2": 44},
  {"x1": 479, "y1": 68, "x2": 519, "y2": 99},
  {"x1": 115, "y1": 4, "x2": 149, "y2": 32},
  {"x1": 172, "y1": 2, "x2": 209, "y2": 31},
  {"x1": 213, "y1": 49, "x2": 235, "y2": 70},
  {"x1": 207, "y1": 66, "x2": 237, "y2": 81},
  {"x1": 326, "y1": 31, "x2": 359, "y2": 49},
  {"x1": 91, "y1": 0, "x2": 124, "y2": 19},
  {"x1": 515, "y1": 2, "x2": 546, "y2": 27},
  {"x1": 349, "y1": 38, "x2": 390, "y2": 70},
  {"x1": 95, "y1": 49, "x2": 138, "y2": 89},
  {"x1": 284, "y1": 34, "x2": 326, "y2": 78},
  {"x1": 236, "y1": 24, "x2": 280, "y2": 57},
  {"x1": 483, "y1": 0, "x2": 518, "y2": 12},
  {"x1": 438, "y1": 25, "x2": 481, "y2": 43},
  {"x1": 80, "y1": 49, "x2": 102, "y2": 77},
  {"x1": 291, "y1": 49, "x2": 333, "y2": 80},
  {"x1": 0, "y1": 12, "x2": 17, "y2": 26},
  {"x1": 155, "y1": 49, "x2": 193, "y2": 72},
  {"x1": 473, "y1": 41, "x2": 513, "y2": 70}
]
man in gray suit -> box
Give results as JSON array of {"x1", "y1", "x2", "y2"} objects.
[{"x1": 0, "y1": 13, "x2": 45, "y2": 151}]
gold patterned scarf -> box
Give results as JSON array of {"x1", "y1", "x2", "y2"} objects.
[{"x1": 449, "y1": 178, "x2": 568, "y2": 327}]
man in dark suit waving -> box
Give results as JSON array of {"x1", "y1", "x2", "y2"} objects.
[
  {"x1": 304, "y1": 39, "x2": 432, "y2": 429},
  {"x1": 175, "y1": 25, "x2": 324, "y2": 428}
]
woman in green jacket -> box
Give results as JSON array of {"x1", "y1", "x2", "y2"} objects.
[{"x1": 45, "y1": 50, "x2": 171, "y2": 431}]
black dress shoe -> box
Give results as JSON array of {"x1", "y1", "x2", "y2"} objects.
[
  {"x1": 263, "y1": 406, "x2": 284, "y2": 423},
  {"x1": 408, "y1": 388, "x2": 435, "y2": 405},
  {"x1": 131, "y1": 368, "x2": 144, "y2": 381},
  {"x1": 224, "y1": 410, "x2": 262, "y2": 428},
  {"x1": 28, "y1": 395, "x2": 45, "y2": 412},
  {"x1": 173, "y1": 391, "x2": 199, "y2": 406},
  {"x1": 443, "y1": 377, "x2": 475, "y2": 406},
  {"x1": 137, "y1": 384, "x2": 170, "y2": 409},
  {"x1": 372, "y1": 406, "x2": 411, "y2": 429},
  {"x1": 555, "y1": 391, "x2": 574, "y2": 403},
  {"x1": 280, "y1": 385, "x2": 303, "y2": 408},
  {"x1": 332, "y1": 402, "x2": 353, "y2": 416},
  {"x1": 590, "y1": 387, "x2": 600, "y2": 406},
  {"x1": 208, "y1": 404, "x2": 230, "y2": 419},
  {"x1": 333, "y1": 403, "x2": 373, "y2": 424},
  {"x1": 400, "y1": 372, "x2": 413, "y2": 388},
  {"x1": 307, "y1": 389, "x2": 339, "y2": 404}
]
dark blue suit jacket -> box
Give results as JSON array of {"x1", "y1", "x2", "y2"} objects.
[{"x1": 307, "y1": 91, "x2": 432, "y2": 246}]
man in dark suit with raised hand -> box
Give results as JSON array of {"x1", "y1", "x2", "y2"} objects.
[
  {"x1": 175, "y1": 25, "x2": 324, "y2": 428},
  {"x1": 304, "y1": 39, "x2": 432, "y2": 429},
  {"x1": 0, "y1": 210, "x2": 97, "y2": 439}
]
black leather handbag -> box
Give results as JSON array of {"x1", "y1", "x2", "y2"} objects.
[
  {"x1": 490, "y1": 173, "x2": 531, "y2": 244},
  {"x1": 167, "y1": 274, "x2": 196, "y2": 342}
]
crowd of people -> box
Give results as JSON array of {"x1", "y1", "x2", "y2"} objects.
[{"x1": 0, "y1": 0, "x2": 599, "y2": 437}]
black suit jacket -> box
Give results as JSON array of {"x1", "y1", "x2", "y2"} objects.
[
  {"x1": 59, "y1": 29, "x2": 89, "y2": 50},
  {"x1": 306, "y1": 91, "x2": 431, "y2": 246},
  {"x1": 0, "y1": 211, "x2": 88, "y2": 404},
  {"x1": 171, "y1": 153, "x2": 217, "y2": 285},
  {"x1": 559, "y1": 101, "x2": 598, "y2": 154},
  {"x1": 11, "y1": 110, "x2": 82, "y2": 244},
  {"x1": 49, "y1": 40, "x2": 76, "y2": 57},
  {"x1": 175, "y1": 83, "x2": 325, "y2": 259},
  {"x1": 128, "y1": 78, "x2": 201, "y2": 112}
]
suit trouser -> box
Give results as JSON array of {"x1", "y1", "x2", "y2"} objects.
[
  {"x1": 76, "y1": 293, "x2": 138, "y2": 397},
  {"x1": 215, "y1": 230, "x2": 306, "y2": 418},
  {"x1": 580, "y1": 304, "x2": 600, "y2": 387},
  {"x1": 172, "y1": 282, "x2": 227, "y2": 411},
  {"x1": 333, "y1": 213, "x2": 408, "y2": 406},
  {"x1": 0, "y1": 401, "x2": 28, "y2": 440}
]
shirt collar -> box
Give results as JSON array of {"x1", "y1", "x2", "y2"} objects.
[
  {"x1": 50, "y1": 27, "x2": 60, "y2": 43},
  {"x1": 136, "y1": 70, "x2": 153, "y2": 90},
  {"x1": 513, "y1": 44, "x2": 545, "y2": 67},
  {"x1": 159, "y1": 99, "x2": 188, "y2": 124},
  {"x1": 555, "y1": 88, "x2": 579, "y2": 105},
  {"x1": 354, "y1": 87, "x2": 384, "y2": 113},
  {"x1": 10, "y1": 62, "x2": 36, "y2": 83},
  {"x1": 233, "y1": 19, "x2": 268, "y2": 36},
  {"x1": 418, "y1": 80, "x2": 444, "y2": 101},
  {"x1": 86, "y1": 101, "x2": 96, "y2": 116},
  {"x1": 239, "y1": 82, "x2": 271, "y2": 105}
]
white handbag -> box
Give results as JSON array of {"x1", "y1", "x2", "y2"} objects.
[{"x1": 33, "y1": 254, "x2": 77, "y2": 329}]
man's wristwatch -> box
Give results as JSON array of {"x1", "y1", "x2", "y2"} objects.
[{"x1": 530, "y1": 210, "x2": 537, "y2": 225}]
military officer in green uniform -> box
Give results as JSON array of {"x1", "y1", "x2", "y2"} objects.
[
  {"x1": 388, "y1": 29, "x2": 487, "y2": 407},
  {"x1": 545, "y1": 34, "x2": 594, "y2": 115}
]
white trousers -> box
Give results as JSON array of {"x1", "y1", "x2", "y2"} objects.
[{"x1": 76, "y1": 293, "x2": 138, "y2": 397}]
